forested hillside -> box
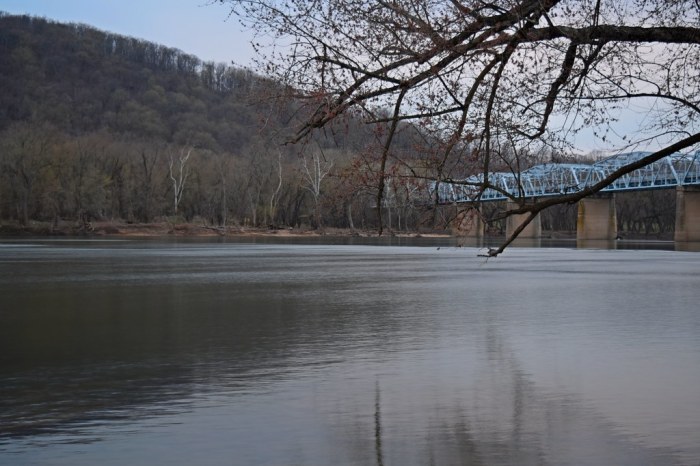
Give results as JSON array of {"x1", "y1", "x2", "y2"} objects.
[
  {"x1": 0, "y1": 13, "x2": 676, "y2": 237},
  {"x1": 0, "y1": 13, "x2": 411, "y2": 232},
  {"x1": 0, "y1": 13, "x2": 266, "y2": 149}
]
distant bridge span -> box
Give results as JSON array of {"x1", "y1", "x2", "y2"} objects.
[
  {"x1": 433, "y1": 152, "x2": 700, "y2": 203},
  {"x1": 430, "y1": 151, "x2": 700, "y2": 243}
]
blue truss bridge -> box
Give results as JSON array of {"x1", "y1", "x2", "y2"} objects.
[{"x1": 433, "y1": 151, "x2": 700, "y2": 203}]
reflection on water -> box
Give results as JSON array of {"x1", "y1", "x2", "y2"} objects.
[{"x1": 1, "y1": 239, "x2": 699, "y2": 465}]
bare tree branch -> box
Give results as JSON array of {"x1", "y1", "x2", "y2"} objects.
[{"x1": 220, "y1": 0, "x2": 700, "y2": 253}]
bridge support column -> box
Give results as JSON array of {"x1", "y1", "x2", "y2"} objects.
[
  {"x1": 576, "y1": 194, "x2": 617, "y2": 241},
  {"x1": 505, "y1": 200, "x2": 541, "y2": 239},
  {"x1": 453, "y1": 207, "x2": 483, "y2": 239},
  {"x1": 674, "y1": 186, "x2": 700, "y2": 242}
]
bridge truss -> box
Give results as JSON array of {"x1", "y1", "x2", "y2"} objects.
[{"x1": 434, "y1": 152, "x2": 700, "y2": 203}]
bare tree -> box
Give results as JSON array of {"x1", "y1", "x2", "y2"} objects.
[
  {"x1": 219, "y1": 0, "x2": 700, "y2": 254},
  {"x1": 301, "y1": 147, "x2": 334, "y2": 228},
  {"x1": 269, "y1": 149, "x2": 284, "y2": 226},
  {"x1": 168, "y1": 145, "x2": 193, "y2": 215}
]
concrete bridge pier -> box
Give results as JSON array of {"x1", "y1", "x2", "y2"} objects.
[
  {"x1": 576, "y1": 194, "x2": 617, "y2": 241},
  {"x1": 505, "y1": 200, "x2": 541, "y2": 239},
  {"x1": 675, "y1": 186, "x2": 700, "y2": 242}
]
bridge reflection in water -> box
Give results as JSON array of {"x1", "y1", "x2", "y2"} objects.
[{"x1": 432, "y1": 152, "x2": 700, "y2": 242}]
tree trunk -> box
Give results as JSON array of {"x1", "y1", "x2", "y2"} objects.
[{"x1": 347, "y1": 202, "x2": 355, "y2": 230}]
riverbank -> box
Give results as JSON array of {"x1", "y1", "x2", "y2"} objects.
[
  {"x1": 0, "y1": 220, "x2": 673, "y2": 241},
  {"x1": 0, "y1": 220, "x2": 448, "y2": 239}
]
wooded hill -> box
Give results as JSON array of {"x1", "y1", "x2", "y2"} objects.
[
  {"x1": 0, "y1": 13, "x2": 676, "y2": 237},
  {"x1": 0, "y1": 12, "x2": 403, "y2": 232},
  {"x1": 0, "y1": 14, "x2": 265, "y2": 149}
]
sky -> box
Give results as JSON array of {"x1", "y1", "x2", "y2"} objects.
[{"x1": 0, "y1": 0, "x2": 255, "y2": 66}]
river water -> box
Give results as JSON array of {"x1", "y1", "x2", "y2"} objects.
[{"x1": 1, "y1": 238, "x2": 699, "y2": 465}]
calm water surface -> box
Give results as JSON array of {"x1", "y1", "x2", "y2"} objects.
[{"x1": 1, "y1": 239, "x2": 699, "y2": 465}]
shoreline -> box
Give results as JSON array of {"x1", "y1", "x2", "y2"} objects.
[
  {"x1": 0, "y1": 220, "x2": 451, "y2": 239},
  {"x1": 0, "y1": 220, "x2": 673, "y2": 242}
]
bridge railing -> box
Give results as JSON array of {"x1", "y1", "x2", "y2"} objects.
[{"x1": 431, "y1": 151, "x2": 700, "y2": 203}]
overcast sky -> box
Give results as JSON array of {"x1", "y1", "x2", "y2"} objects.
[{"x1": 0, "y1": 0, "x2": 255, "y2": 66}]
